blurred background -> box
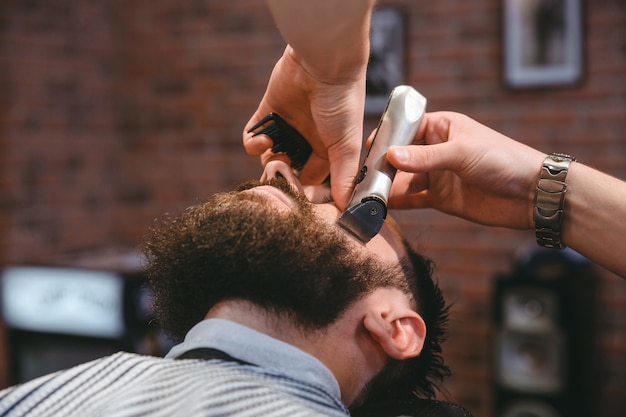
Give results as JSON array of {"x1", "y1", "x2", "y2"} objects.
[{"x1": 0, "y1": 1, "x2": 624, "y2": 416}]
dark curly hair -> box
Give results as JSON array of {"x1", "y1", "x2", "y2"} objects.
[{"x1": 141, "y1": 178, "x2": 449, "y2": 402}]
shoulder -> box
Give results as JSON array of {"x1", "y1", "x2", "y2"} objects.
[{"x1": 0, "y1": 352, "x2": 168, "y2": 415}]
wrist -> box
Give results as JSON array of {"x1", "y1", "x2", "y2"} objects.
[
  {"x1": 273, "y1": 0, "x2": 374, "y2": 82},
  {"x1": 287, "y1": 46, "x2": 367, "y2": 84}
]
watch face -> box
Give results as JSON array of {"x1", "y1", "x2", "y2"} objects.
[{"x1": 1, "y1": 266, "x2": 125, "y2": 338}]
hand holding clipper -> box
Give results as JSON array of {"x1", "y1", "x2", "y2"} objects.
[{"x1": 338, "y1": 86, "x2": 427, "y2": 242}]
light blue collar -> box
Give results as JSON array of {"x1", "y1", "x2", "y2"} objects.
[{"x1": 165, "y1": 318, "x2": 342, "y2": 401}]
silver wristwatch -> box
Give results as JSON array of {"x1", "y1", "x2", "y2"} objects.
[{"x1": 534, "y1": 153, "x2": 576, "y2": 249}]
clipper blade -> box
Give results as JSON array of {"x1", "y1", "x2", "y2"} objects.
[{"x1": 338, "y1": 197, "x2": 387, "y2": 243}]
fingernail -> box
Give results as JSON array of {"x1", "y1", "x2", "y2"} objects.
[{"x1": 390, "y1": 146, "x2": 409, "y2": 164}]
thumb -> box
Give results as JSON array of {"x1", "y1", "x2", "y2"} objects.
[
  {"x1": 243, "y1": 111, "x2": 274, "y2": 157},
  {"x1": 328, "y1": 149, "x2": 361, "y2": 211},
  {"x1": 387, "y1": 142, "x2": 459, "y2": 174},
  {"x1": 329, "y1": 158, "x2": 360, "y2": 211}
]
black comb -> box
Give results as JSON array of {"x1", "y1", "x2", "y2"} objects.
[{"x1": 247, "y1": 113, "x2": 312, "y2": 172}]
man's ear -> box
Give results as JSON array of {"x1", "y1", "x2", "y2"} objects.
[{"x1": 363, "y1": 304, "x2": 426, "y2": 360}]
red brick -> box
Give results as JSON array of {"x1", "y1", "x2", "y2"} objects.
[{"x1": 0, "y1": 1, "x2": 624, "y2": 415}]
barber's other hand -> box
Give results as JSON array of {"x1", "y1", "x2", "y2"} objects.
[
  {"x1": 387, "y1": 112, "x2": 546, "y2": 229},
  {"x1": 243, "y1": 46, "x2": 364, "y2": 210}
]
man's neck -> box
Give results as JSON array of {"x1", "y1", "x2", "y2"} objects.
[
  {"x1": 205, "y1": 299, "x2": 386, "y2": 405},
  {"x1": 207, "y1": 299, "x2": 320, "y2": 350}
]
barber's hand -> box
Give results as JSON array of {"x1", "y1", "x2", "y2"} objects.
[
  {"x1": 387, "y1": 112, "x2": 546, "y2": 229},
  {"x1": 243, "y1": 46, "x2": 365, "y2": 210}
]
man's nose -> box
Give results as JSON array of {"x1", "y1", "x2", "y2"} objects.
[{"x1": 261, "y1": 160, "x2": 305, "y2": 194}]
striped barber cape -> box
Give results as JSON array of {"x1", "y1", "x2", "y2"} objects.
[{"x1": 0, "y1": 351, "x2": 350, "y2": 417}]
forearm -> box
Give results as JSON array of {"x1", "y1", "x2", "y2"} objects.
[
  {"x1": 561, "y1": 162, "x2": 626, "y2": 277},
  {"x1": 266, "y1": 0, "x2": 375, "y2": 80}
]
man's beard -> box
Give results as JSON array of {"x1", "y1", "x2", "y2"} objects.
[
  {"x1": 351, "y1": 358, "x2": 416, "y2": 408},
  {"x1": 145, "y1": 176, "x2": 402, "y2": 337},
  {"x1": 145, "y1": 177, "x2": 447, "y2": 406}
]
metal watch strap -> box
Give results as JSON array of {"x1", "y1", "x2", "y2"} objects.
[{"x1": 534, "y1": 153, "x2": 576, "y2": 249}]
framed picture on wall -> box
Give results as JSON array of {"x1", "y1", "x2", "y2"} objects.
[
  {"x1": 503, "y1": 0, "x2": 584, "y2": 89},
  {"x1": 365, "y1": 8, "x2": 405, "y2": 115}
]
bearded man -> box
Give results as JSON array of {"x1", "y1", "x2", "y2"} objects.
[{"x1": 0, "y1": 161, "x2": 449, "y2": 417}]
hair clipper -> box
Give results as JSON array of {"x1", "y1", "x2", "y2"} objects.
[{"x1": 338, "y1": 85, "x2": 427, "y2": 243}]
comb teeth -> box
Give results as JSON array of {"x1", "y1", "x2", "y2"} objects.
[{"x1": 247, "y1": 113, "x2": 312, "y2": 172}]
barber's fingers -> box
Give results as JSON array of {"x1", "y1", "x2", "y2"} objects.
[
  {"x1": 388, "y1": 191, "x2": 432, "y2": 210},
  {"x1": 298, "y1": 153, "x2": 330, "y2": 185},
  {"x1": 258, "y1": 145, "x2": 331, "y2": 187},
  {"x1": 390, "y1": 170, "x2": 428, "y2": 194},
  {"x1": 387, "y1": 141, "x2": 460, "y2": 174},
  {"x1": 297, "y1": 148, "x2": 360, "y2": 211},
  {"x1": 260, "y1": 149, "x2": 292, "y2": 169},
  {"x1": 388, "y1": 171, "x2": 431, "y2": 209},
  {"x1": 363, "y1": 128, "x2": 377, "y2": 150},
  {"x1": 261, "y1": 160, "x2": 305, "y2": 194},
  {"x1": 327, "y1": 141, "x2": 362, "y2": 211},
  {"x1": 243, "y1": 111, "x2": 274, "y2": 156}
]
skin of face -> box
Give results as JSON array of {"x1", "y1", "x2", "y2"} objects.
[{"x1": 247, "y1": 160, "x2": 408, "y2": 264}]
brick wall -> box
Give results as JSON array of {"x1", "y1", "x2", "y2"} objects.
[
  {"x1": 1, "y1": 1, "x2": 121, "y2": 263},
  {"x1": 0, "y1": 0, "x2": 624, "y2": 415},
  {"x1": 390, "y1": 2, "x2": 626, "y2": 416}
]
